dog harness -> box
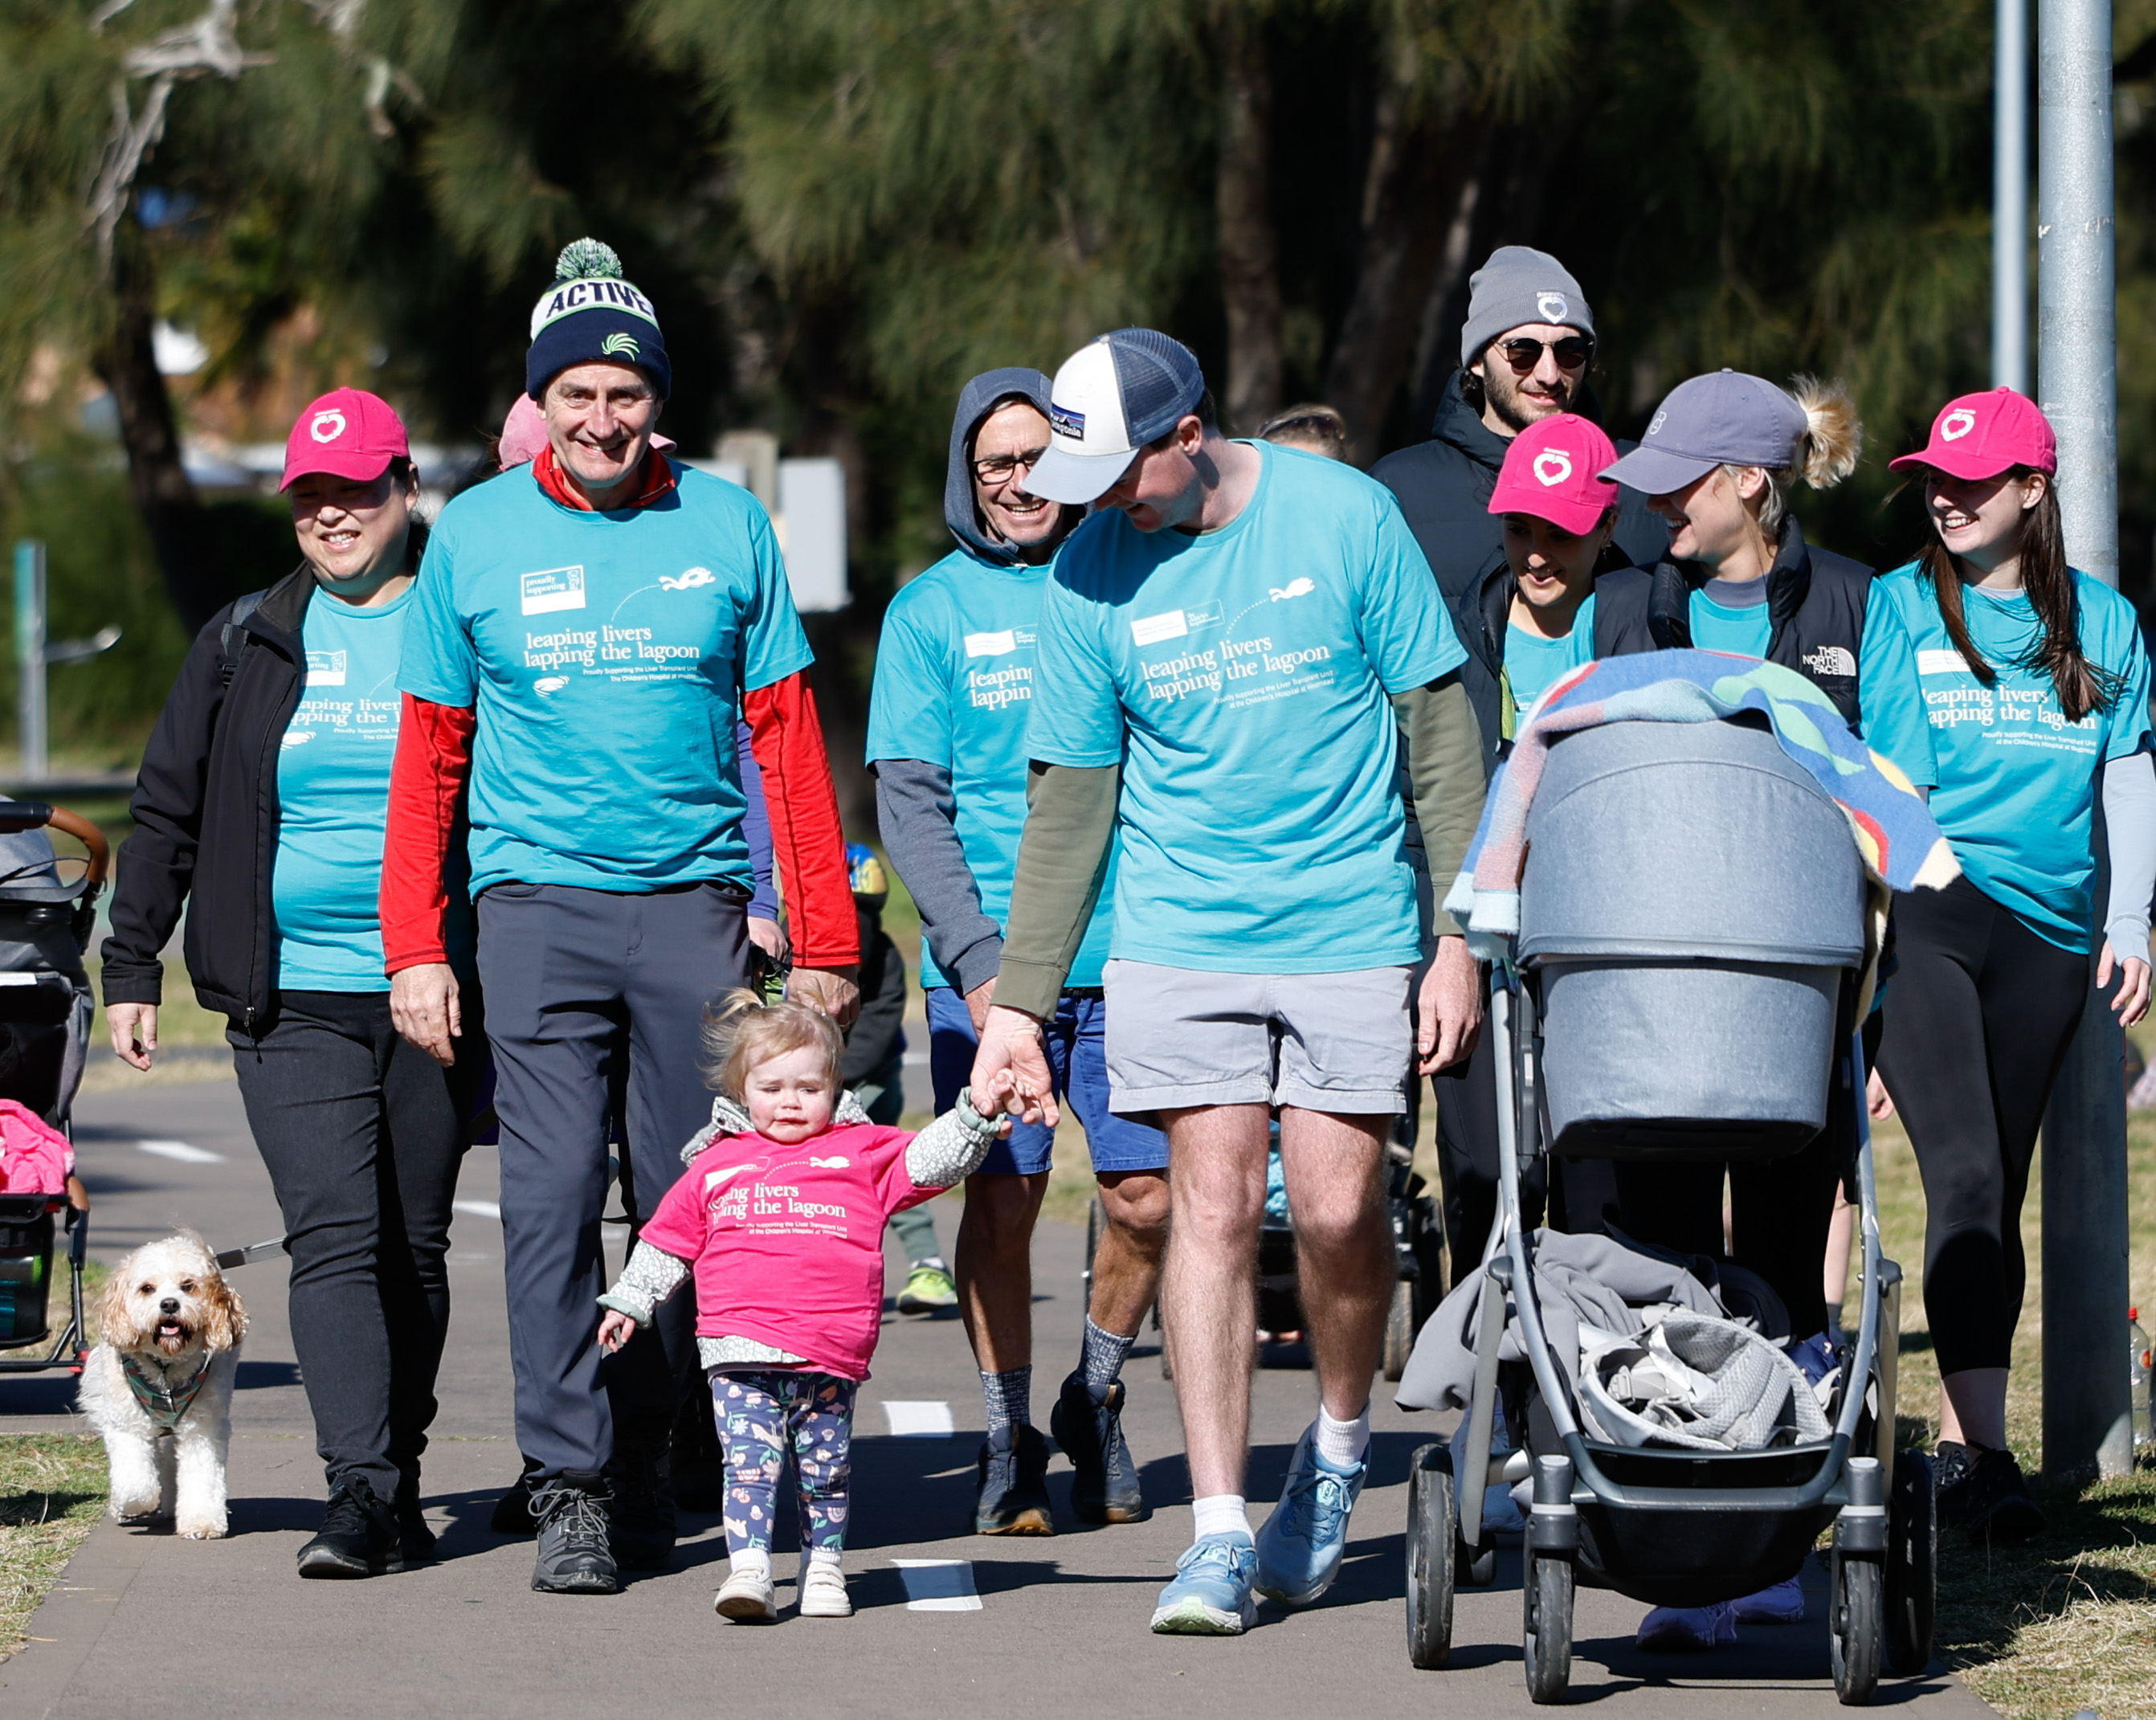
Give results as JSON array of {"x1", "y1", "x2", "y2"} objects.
[{"x1": 120, "y1": 1352, "x2": 211, "y2": 1433}]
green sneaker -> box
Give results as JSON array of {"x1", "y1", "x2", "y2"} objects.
[{"x1": 897, "y1": 1264, "x2": 958, "y2": 1314}]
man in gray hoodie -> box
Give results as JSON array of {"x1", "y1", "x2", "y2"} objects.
[{"x1": 867, "y1": 369, "x2": 1170, "y2": 1537}]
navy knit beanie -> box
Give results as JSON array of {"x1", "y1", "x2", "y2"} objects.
[{"x1": 525, "y1": 239, "x2": 672, "y2": 402}]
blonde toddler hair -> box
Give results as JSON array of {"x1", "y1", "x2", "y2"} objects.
[{"x1": 701, "y1": 987, "x2": 844, "y2": 1100}]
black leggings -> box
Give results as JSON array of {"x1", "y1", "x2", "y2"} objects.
[{"x1": 1875, "y1": 875, "x2": 2088, "y2": 1375}]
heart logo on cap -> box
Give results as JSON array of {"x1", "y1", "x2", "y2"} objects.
[
  {"x1": 1533, "y1": 448, "x2": 1574, "y2": 487},
  {"x1": 1939, "y1": 408, "x2": 1978, "y2": 443},
  {"x1": 1537, "y1": 292, "x2": 1570, "y2": 323},
  {"x1": 309, "y1": 409, "x2": 347, "y2": 443}
]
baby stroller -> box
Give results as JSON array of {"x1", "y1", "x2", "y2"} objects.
[
  {"x1": 0, "y1": 801, "x2": 107, "y2": 1377},
  {"x1": 1401, "y1": 718, "x2": 1934, "y2": 1705}
]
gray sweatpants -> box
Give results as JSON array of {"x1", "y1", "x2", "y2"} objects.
[{"x1": 476, "y1": 880, "x2": 752, "y2": 1479}]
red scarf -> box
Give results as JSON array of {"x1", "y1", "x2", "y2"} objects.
[{"x1": 533, "y1": 443, "x2": 678, "y2": 512}]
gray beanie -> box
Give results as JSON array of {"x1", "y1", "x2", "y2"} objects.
[{"x1": 1459, "y1": 246, "x2": 1594, "y2": 366}]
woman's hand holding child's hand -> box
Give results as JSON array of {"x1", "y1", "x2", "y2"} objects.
[
  {"x1": 597, "y1": 1309, "x2": 638, "y2": 1354},
  {"x1": 970, "y1": 1070, "x2": 1018, "y2": 1134}
]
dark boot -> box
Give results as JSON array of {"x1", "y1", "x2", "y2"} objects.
[
  {"x1": 531, "y1": 1472, "x2": 618, "y2": 1595},
  {"x1": 393, "y1": 1473, "x2": 437, "y2": 1563},
  {"x1": 297, "y1": 1476, "x2": 405, "y2": 1579},
  {"x1": 606, "y1": 1432, "x2": 678, "y2": 1571},
  {"x1": 491, "y1": 1455, "x2": 541, "y2": 1537},
  {"x1": 974, "y1": 1423, "x2": 1055, "y2": 1535},
  {"x1": 1051, "y1": 1371, "x2": 1148, "y2": 1524}
]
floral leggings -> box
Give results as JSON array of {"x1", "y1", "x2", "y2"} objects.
[{"x1": 709, "y1": 1369, "x2": 859, "y2": 1559}]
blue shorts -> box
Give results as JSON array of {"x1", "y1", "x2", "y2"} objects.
[{"x1": 926, "y1": 987, "x2": 1169, "y2": 1178}]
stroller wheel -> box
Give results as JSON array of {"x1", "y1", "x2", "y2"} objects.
[
  {"x1": 1829, "y1": 1548, "x2": 1883, "y2": 1705},
  {"x1": 1883, "y1": 1450, "x2": 1938, "y2": 1677},
  {"x1": 1404, "y1": 1442, "x2": 1456, "y2": 1669},
  {"x1": 1521, "y1": 1543, "x2": 1574, "y2": 1705},
  {"x1": 1381, "y1": 1278, "x2": 1415, "y2": 1383}
]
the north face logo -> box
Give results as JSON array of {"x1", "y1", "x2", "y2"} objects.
[
  {"x1": 1803, "y1": 645, "x2": 1857, "y2": 678},
  {"x1": 1533, "y1": 448, "x2": 1574, "y2": 487}
]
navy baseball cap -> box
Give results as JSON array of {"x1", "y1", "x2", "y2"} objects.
[
  {"x1": 1027, "y1": 329, "x2": 1207, "y2": 505},
  {"x1": 1601, "y1": 370, "x2": 1807, "y2": 495}
]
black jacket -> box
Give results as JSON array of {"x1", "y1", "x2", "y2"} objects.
[
  {"x1": 839, "y1": 907, "x2": 908, "y2": 1085},
  {"x1": 1590, "y1": 517, "x2": 1874, "y2": 726},
  {"x1": 1371, "y1": 371, "x2": 1670, "y2": 775},
  {"x1": 102, "y1": 567, "x2": 318, "y2": 1030}
]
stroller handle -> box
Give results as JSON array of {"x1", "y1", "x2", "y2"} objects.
[{"x1": 0, "y1": 803, "x2": 110, "y2": 889}]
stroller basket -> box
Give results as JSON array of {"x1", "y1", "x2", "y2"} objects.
[
  {"x1": 1517, "y1": 718, "x2": 1864, "y2": 1161},
  {"x1": 0, "y1": 1194, "x2": 61, "y2": 1347}
]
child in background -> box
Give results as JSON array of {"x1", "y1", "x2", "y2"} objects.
[
  {"x1": 595, "y1": 991, "x2": 1009, "y2": 1622},
  {"x1": 843, "y1": 844, "x2": 959, "y2": 1313}
]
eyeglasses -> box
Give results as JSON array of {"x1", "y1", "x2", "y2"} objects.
[
  {"x1": 973, "y1": 447, "x2": 1048, "y2": 484},
  {"x1": 1497, "y1": 336, "x2": 1595, "y2": 372}
]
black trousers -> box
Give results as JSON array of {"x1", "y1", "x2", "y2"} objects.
[
  {"x1": 230, "y1": 991, "x2": 468, "y2": 1498},
  {"x1": 476, "y1": 881, "x2": 752, "y2": 1480},
  {"x1": 1875, "y1": 875, "x2": 2088, "y2": 1375}
]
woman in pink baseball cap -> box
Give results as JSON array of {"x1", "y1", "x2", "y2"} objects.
[
  {"x1": 101, "y1": 387, "x2": 478, "y2": 1579},
  {"x1": 1868, "y1": 387, "x2": 2154, "y2": 1545}
]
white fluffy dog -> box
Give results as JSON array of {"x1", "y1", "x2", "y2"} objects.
[{"x1": 79, "y1": 1234, "x2": 247, "y2": 1538}]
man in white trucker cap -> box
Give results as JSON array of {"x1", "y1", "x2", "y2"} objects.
[{"x1": 970, "y1": 327, "x2": 1488, "y2": 1635}]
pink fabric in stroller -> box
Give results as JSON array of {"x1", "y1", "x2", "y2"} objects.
[{"x1": 0, "y1": 1098, "x2": 71, "y2": 1195}]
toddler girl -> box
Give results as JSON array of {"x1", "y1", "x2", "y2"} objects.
[{"x1": 596, "y1": 990, "x2": 1009, "y2": 1622}]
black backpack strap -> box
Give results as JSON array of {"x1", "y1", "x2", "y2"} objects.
[{"x1": 217, "y1": 589, "x2": 267, "y2": 687}]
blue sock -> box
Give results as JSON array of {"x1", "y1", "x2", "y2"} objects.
[{"x1": 1080, "y1": 1319, "x2": 1135, "y2": 1393}]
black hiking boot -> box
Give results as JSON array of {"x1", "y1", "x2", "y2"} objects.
[
  {"x1": 606, "y1": 1448, "x2": 678, "y2": 1572},
  {"x1": 297, "y1": 1476, "x2": 405, "y2": 1579},
  {"x1": 974, "y1": 1423, "x2": 1055, "y2": 1535},
  {"x1": 531, "y1": 1472, "x2": 619, "y2": 1594},
  {"x1": 392, "y1": 1475, "x2": 437, "y2": 1563},
  {"x1": 491, "y1": 1456, "x2": 541, "y2": 1537},
  {"x1": 1936, "y1": 1441, "x2": 2044, "y2": 1545},
  {"x1": 1051, "y1": 1371, "x2": 1148, "y2": 1525}
]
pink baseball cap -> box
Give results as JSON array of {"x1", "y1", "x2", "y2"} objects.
[
  {"x1": 495, "y1": 392, "x2": 676, "y2": 470},
  {"x1": 1889, "y1": 387, "x2": 2057, "y2": 480},
  {"x1": 281, "y1": 388, "x2": 409, "y2": 489},
  {"x1": 1487, "y1": 413, "x2": 1619, "y2": 535}
]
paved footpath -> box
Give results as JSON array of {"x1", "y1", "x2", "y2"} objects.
[{"x1": 2, "y1": 1075, "x2": 1992, "y2": 1719}]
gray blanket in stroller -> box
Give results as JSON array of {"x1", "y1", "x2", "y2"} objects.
[{"x1": 1397, "y1": 1232, "x2": 1819, "y2": 1448}]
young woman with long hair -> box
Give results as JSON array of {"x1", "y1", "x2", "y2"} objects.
[{"x1": 1872, "y1": 388, "x2": 2154, "y2": 1542}]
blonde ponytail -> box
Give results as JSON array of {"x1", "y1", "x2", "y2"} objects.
[{"x1": 1738, "y1": 375, "x2": 1863, "y2": 539}]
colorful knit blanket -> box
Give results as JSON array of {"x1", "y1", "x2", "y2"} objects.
[{"x1": 1442, "y1": 651, "x2": 1958, "y2": 953}]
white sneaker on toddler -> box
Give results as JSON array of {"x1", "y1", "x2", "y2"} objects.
[
  {"x1": 798, "y1": 1560, "x2": 852, "y2": 1618},
  {"x1": 715, "y1": 1564, "x2": 778, "y2": 1623}
]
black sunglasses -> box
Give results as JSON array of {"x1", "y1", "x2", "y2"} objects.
[{"x1": 1497, "y1": 336, "x2": 1595, "y2": 372}]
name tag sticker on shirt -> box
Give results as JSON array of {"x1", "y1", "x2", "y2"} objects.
[
  {"x1": 964, "y1": 629, "x2": 1018, "y2": 658},
  {"x1": 1131, "y1": 609, "x2": 1189, "y2": 647},
  {"x1": 304, "y1": 649, "x2": 347, "y2": 686},
  {"x1": 1918, "y1": 648, "x2": 1980, "y2": 676},
  {"x1": 520, "y1": 566, "x2": 587, "y2": 616}
]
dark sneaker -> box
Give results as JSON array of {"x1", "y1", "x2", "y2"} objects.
[
  {"x1": 393, "y1": 1477, "x2": 437, "y2": 1563},
  {"x1": 297, "y1": 1476, "x2": 405, "y2": 1579},
  {"x1": 492, "y1": 1457, "x2": 541, "y2": 1537},
  {"x1": 531, "y1": 1473, "x2": 619, "y2": 1594},
  {"x1": 1050, "y1": 1370, "x2": 1147, "y2": 1524},
  {"x1": 974, "y1": 1423, "x2": 1055, "y2": 1535},
  {"x1": 606, "y1": 1455, "x2": 678, "y2": 1572},
  {"x1": 1937, "y1": 1442, "x2": 2044, "y2": 1544}
]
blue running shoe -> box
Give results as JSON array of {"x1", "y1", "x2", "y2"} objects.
[
  {"x1": 1254, "y1": 1424, "x2": 1366, "y2": 1606},
  {"x1": 1150, "y1": 1534, "x2": 1259, "y2": 1636}
]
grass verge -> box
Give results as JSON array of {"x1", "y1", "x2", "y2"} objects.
[{"x1": 0, "y1": 1435, "x2": 106, "y2": 1664}]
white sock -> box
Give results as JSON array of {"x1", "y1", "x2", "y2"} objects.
[
  {"x1": 729, "y1": 1547, "x2": 771, "y2": 1578},
  {"x1": 1191, "y1": 1493, "x2": 1252, "y2": 1542},
  {"x1": 1314, "y1": 1404, "x2": 1371, "y2": 1470},
  {"x1": 805, "y1": 1547, "x2": 843, "y2": 1571}
]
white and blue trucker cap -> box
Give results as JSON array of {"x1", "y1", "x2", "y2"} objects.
[
  {"x1": 1028, "y1": 329, "x2": 1207, "y2": 505},
  {"x1": 1600, "y1": 369, "x2": 1807, "y2": 495}
]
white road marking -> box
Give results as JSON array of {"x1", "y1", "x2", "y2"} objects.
[
  {"x1": 880, "y1": 1400, "x2": 954, "y2": 1437},
  {"x1": 893, "y1": 1559, "x2": 981, "y2": 1612},
  {"x1": 137, "y1": 1138, "x2": 223, "y2": 1164},
  {"x1": 454, "y1": 1199, "x2": 502, "y2": 1221}
]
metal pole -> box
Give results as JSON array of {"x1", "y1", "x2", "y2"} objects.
[
  {"x1": 2036, "y1": 0, "x2": 2131, "y2": 1481},
  {"x1": 1995, "y1": 0, "x2": 2031, "y2": 390},
  {"x1": 12, "y1": 541, "x2": 46, "y2": 783}
]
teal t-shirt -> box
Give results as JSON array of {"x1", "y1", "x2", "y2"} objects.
[
  {"x1": 1872, "y1": 563, "x2": 2153, "y2": 950},
  {"x1": 1502, "y1": 592, "x2": 1598, "y2": 736},
  {"x1": 1023, "y1": 441, "x2": 1468, "y2": 973},
  {"x1": 398, "y1": 464, "x2": 814, "y2": 893},
  {"x1": 273, "y1": 586, "x2": 410, "y2": 990},
  {"x1": 1687, "y1": 578, "x2": 1936, "y2": 787},
  {"x1": 864, "y1": 545, "x2": 1115, "y2": 990}
]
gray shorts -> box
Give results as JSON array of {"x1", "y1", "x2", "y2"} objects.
[{"x1": 1100, "y1": 959, "x2": 1414, "y2": 1115}]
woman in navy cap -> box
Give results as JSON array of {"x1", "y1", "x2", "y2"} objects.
[
  {"x1": 1592, "y1": 369, "x2": 1933, "y2": 1651},
  {"x1": 1871, "y1": 388, "x2": 2153, "y2": 1544},
  {"x1": 101, "y1": 390, "x2": 475, "y2": 1580}
]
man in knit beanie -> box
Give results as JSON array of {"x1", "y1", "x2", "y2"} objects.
[{"x1": 383, "y1": 239, "x2": 860, "y2": 1596}]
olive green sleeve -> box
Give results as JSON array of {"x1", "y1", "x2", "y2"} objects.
[
  {"x1": 993, "y1": 761, "x2": 1121, "y2": 1017},
  {"x1": 1391, "y1": 671, "x2": 1485, "y2": 938}
]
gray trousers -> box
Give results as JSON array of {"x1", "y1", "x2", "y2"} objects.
[{"x1": 476, "y1": 880, "x2": 751, "y2": 1479}]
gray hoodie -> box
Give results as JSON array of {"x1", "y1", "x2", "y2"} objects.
[{"x1": 940, "y1": 366, "x2": 1072, "y2": 563}]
